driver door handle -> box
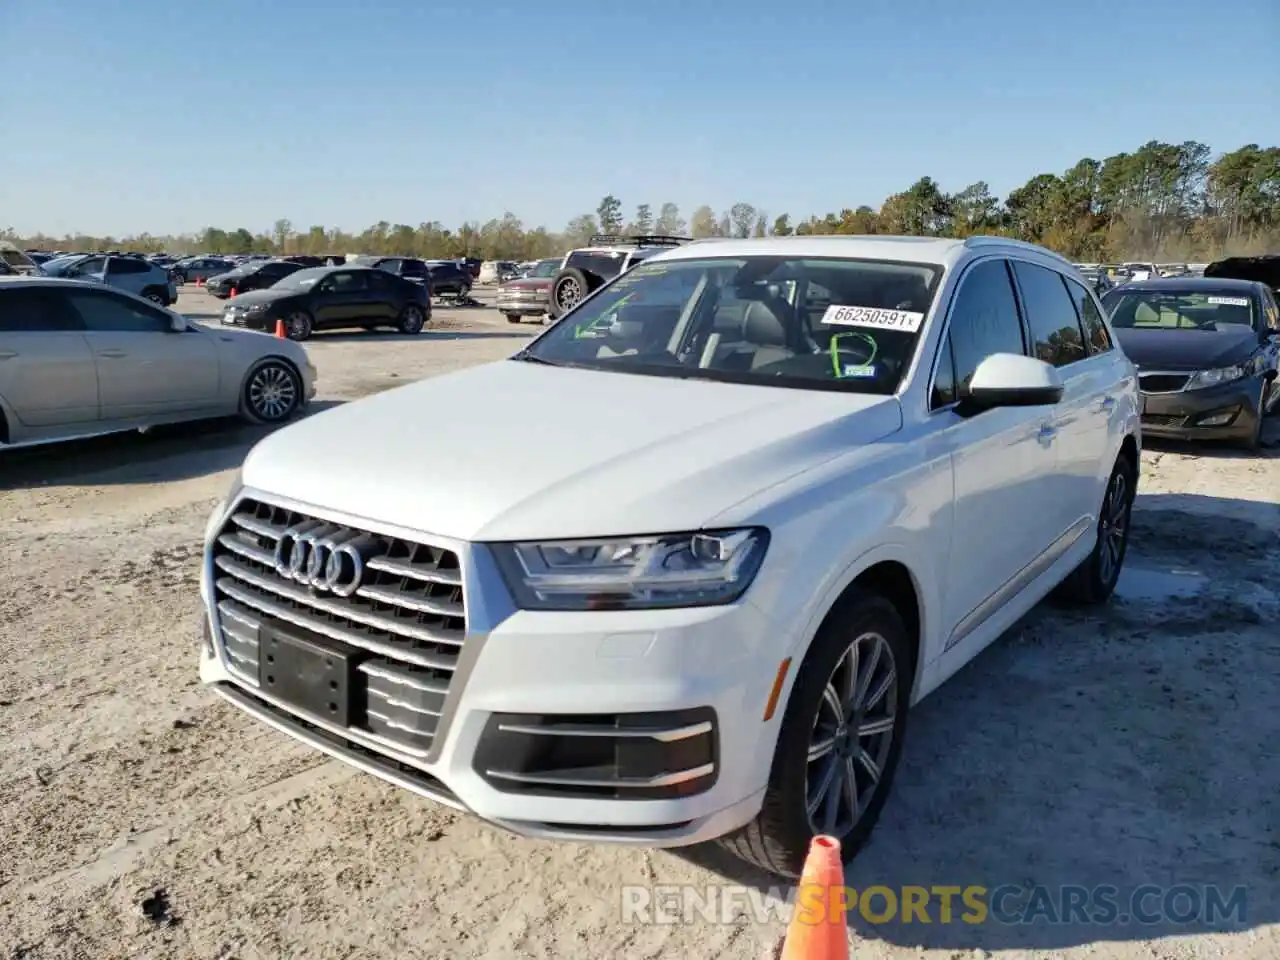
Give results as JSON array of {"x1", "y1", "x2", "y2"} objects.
[
  {"x1": 0, "y1": 350, "x2": 17, "y2": 360},
  {"x1": 97, "y1": 349, "x2": 127, "y2": 359},
  {"x1": 1037, "y1": 423, "x2": 1058, "y2": 444}
]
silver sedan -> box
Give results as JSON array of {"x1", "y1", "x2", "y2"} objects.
[{"x1": 0, "y1": 276, "x2": 316, "y2": 449}]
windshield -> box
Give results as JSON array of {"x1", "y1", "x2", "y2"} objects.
[
  {"x1": 39, "y1": 256, "x2": 82, "y2": 276},
  {"x1": 271, "y1": 266, "x2": 327, "y2": 290},
  {"x1": 518, "y1": 256, "x2": 941, "y2": 394},
  {"x1": 529, "y1": 258, "x2": 559, "y2": 278},
  {"x1": 1102, "y1": 289, "x2": 1256, "y2": 331}
]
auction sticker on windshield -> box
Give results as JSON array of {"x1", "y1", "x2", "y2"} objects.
[
  {"x1": 822, "y1": 305, "x2": 925, "y2": 332},
  {"x1": 1207, "y1": 296, "x2": 1250, "y2": 307}
]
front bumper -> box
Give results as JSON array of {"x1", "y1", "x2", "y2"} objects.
[
  {"x1": 221, "y1": 307, "x2": 273, "y2": 331},
  {"x1": 1139, "y1": 374, "x2": 1266, "y2": 441},
  {"x1": 198, "y1": 492, "x2": 782, "y2": 846},
  {"x1": 496, "y1": 294, "x2": 549, "y2": 316}
]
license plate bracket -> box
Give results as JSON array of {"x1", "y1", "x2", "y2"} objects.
[{"x1": 259, "y1": 627, "x2": 356, "y2": 727}]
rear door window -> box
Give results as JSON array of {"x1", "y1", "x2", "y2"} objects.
[
  {"x1": 0, "y1": 287, "x2": 84, "y2": 331},
  {"x1": 1011, "y1": 260, "x2": 1088, "y2": 367},
  {"x1": 1062, "y1": 276, "x2": 1113, "y2": 354}
]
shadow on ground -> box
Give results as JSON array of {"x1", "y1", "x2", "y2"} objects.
[
  {"x1": 0, "y1": 401, "x2": 345, "y2": 489},
  {"x1": 674, "y1": 491, "x2": 1278, "y2": 952}
]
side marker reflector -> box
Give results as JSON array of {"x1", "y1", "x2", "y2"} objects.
[{"x1": 763, "y1": 658, "x2": 792, "y2": 722}]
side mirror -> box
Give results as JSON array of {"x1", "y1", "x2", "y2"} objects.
[
  {"x1": 957, "y1": 353, "x2": 1063, "y2": 416},
  {"x1": 169, "y1": 315, "x2": 189, "y2": 333}
]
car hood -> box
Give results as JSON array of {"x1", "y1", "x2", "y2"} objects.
[
  {"x1": 241, "y1": 360, "x2": 903, "y2": 541},
  {"x1": 225, "y1": 288, "x2": 294, "y2": 306},
  {"x1": 1115, "y1": 327, "x2": 1259, "y2": 371}
]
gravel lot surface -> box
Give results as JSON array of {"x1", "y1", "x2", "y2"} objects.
[{"x1": 1, "y1": 288, "x2": 1277, "y2": 959}]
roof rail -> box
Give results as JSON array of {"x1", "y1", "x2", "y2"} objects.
[
  {"x1": 963, "y1": 235, "x2": 1075, "y2": 267},
  {"x1": 588, "y1": 234, "x2": 691, "y2": 248}
]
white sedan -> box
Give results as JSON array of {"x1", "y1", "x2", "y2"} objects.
[{"x1": 0, "y1": 276, "x2": 315, "y2": 449}]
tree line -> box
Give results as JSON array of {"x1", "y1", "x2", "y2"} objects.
[{"x1": 6, "y1": 141, "x2": 1276, "y2": 263}]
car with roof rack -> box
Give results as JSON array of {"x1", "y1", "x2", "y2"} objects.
[
  {"x1": 198, "y1": 233, "x2": 1141, "y2": 879},
  {"x1": 546, "y1": 234, "x2": 692, "y2": 319}
]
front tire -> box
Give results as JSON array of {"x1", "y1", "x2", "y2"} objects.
[
  {"x1": 241, "y1": 360, "x2": 302, "y2": 424},
  {"x1": 720, "y1": 590, "x2": 913, "y2": 878},
  {"x1": 142, "y1": 289, "x2": 166, "y2": 305},
  {"x1": 505, "y1": 313, "x2": 522, "y2": 324},
  {"x1": 1057, "y1": 453, "x2": 1136, "y2": 604}
]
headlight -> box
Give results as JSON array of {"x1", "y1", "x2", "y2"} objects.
[
  {"x1": 243, "y1": 302, "x2": 269, "y2": 314},
  {"x1": 1186, "y1": 364, "x2": 1246, "y2": 390},
  {"x1": 491, "y1": 528, "x2": 770, "y2": 611}
]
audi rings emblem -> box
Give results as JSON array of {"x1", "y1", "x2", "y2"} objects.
[{"x1": 273, "y1": 524, "x2": 372, "y2": 596}]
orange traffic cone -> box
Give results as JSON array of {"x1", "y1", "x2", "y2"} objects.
[
  {"x1": 229, "y1": 287, "x2": 237, "y2": 298},
  {"x1": 780, "y1": 836, "x2": 849, "y2": 960},
  {"x1": 274, "y1": 318, "x2": 286, "y2": 338},
  {"x1": 196, "y1": 277, "x2": 204, "y2": 287}
]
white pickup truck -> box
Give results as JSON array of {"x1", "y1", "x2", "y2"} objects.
[{"x1": 199, "y1": 234, "x2": 1140, "y2": 878}]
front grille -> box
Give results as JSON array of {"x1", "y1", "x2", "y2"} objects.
[
  {"x1": 1139, "y1": 373, "x2": 1190, "y2": 394},
  {"x1": 1142, "y1": 413, "x2": 1186, "y2": 428},
  {"x1": 211, "y1": 498, "x2": 465, "y2": 756},
  {"x1": 473, "y1": 709, "x2": 718, "y2": 801}
]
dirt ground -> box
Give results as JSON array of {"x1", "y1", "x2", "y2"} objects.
[{"x1": 1, "y1": 289, "x2": 1277, "y2": 960}]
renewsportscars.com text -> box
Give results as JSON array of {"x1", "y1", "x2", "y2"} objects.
[{"x1": 621, "y1": 883, "x2": 1248, "y2": 927}]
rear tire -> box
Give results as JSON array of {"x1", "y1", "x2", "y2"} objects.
[
  {"x1": 1057, "y1": 453, "x2": 1136, "y2": 604},
  {"x1": 397, "y1": 304, "x2": 426, "y2": 335},
  {"x1": 284, "y1": 311, "x2": 313, "y2": 341},
  {"x1": 142, "y1": 288, "x2": 166, "y2": 305},
  {"x1": 719, "y1": 589, "x2": 913, "y2": 878}
]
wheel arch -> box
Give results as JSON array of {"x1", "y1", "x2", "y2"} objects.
[
  {"x1": 1119, "y1": 432, "x2": 1138, "y2": 476},
  {"x1": 779, "y1": 545, "x2": 931, "y2": 709}
]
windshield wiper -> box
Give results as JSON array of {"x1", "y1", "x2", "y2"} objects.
[{"x1": 512, "y1": 351, "x2": 562, "y2": 366}]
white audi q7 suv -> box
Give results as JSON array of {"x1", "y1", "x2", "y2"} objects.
[{"x1": 199, "y1": 235, "x2": 1140, "y2": 878}]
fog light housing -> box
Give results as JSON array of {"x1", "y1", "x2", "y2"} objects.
[{"x1": 1195, "y1": 408, "x2": 1238, "y2": 427}]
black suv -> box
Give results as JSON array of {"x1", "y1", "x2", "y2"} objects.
[
  {"x1": 546, "y1": 235, "x2": 691, "y2": 319},
  {"x1": 422, "y1": 260, "x2": 474, "y2": 300}
]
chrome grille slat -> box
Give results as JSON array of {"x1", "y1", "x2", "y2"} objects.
[
  {"x1": 217, "y1": 532, "x2": 275, "y2": 566},
  {"x1": 214, "y1": 555, "x2": 463, "y2": 648},
  {"x1": 211, "y1": 497, "x2": 468, "y2": 758},
  {"x1": 366, "y1": 689, "x2": 442, "y2": 717},
  {"x1": 365, "y1": 556, "x2": 462, "y2": 587},
  {"x1": 356, "y1": 583, "x2": 463, "y2": 618},
  {"x1": 215, "y1": 577, "x2": 458, "y2": 671},
  {"x1": 358, "y1": 662, "x2": 448, "y2": 696},
  {"x1": 230, "y1": 511, "x2": 287, "y2": 540},
  {"x1": 367, "y1": 708, "x2": 434, "y2": 735}
]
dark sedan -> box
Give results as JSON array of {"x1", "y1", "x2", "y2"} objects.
[
  {"x1": 206, "y1": 259, "x2": 306, "y2": 299},
  {"x1": 1102, "y1": 278, "x2": 1280, "y2": 450},
  {"x1": 219, "y1": 265, "x2": 430, "y2": 340}
]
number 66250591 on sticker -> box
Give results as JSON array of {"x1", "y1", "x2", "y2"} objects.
[{"x1": 822, "y1": 304, "x2": 925, "y2": 332}]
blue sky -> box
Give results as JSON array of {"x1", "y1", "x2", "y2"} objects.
[{"x1": 2, "y1": 0, "x2": 1276, "y2": 238}]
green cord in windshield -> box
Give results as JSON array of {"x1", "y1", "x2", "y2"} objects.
[{"x1": 830, "y1": 331, "x2": 878, "y2": 377}]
